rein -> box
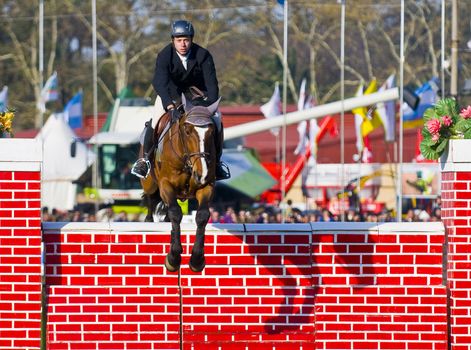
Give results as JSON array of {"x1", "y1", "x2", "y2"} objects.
[{"x1": 167, "y1": 115, "x2": 212, "y2": 175}]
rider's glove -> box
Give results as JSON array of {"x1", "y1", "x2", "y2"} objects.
[{"x1": 170, "y1": 108, "x2": 181, "y2": 124}]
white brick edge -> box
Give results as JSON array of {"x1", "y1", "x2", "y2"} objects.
[
  {"x1": 440, "y1": 139, "x2": 471, "y2": 172},
  {"x1": 42, "y1": 221, "x2": 445, "y2": 236},
  {"x1": 0, "y1": 161, "x2": 41, "y2": 171},
  {"x1": 0, "y1": 138, "x2": 42, "y2": 162}
]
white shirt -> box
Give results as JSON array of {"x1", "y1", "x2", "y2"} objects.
[{"x1": 176, "y1": 51, "x2": 190, "y2": 70}]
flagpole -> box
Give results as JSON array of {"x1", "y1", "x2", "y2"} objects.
[
  {"x1": 397, "y1": 0, "x2": 405, "y2": 222},
  {"x1": 92, "y1": 0, "x2": 99, "y2": 214},
  {"x1": 441, "y1": 0, "x2": 445, "y2": 99},
  {"x1": 39, "y1": 0, "x2": 44, "y2": 129},
  {"x1": 39, "y1": 2, "x2": 46, "y2": 348},
  {"x1": 450, "y1": 0, "x2": 458, "y2": 99},
  {"x1": 339, "y1": 0, "x2": 346, "y2": 221},
  {"x1": 281, "y1": 0, "x2": 288, "y2": 222}
]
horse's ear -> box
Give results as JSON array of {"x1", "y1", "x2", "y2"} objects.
[
  {"x1": 182, "y1": 93, "x2": 194, "y2": 111},
  {"x1": 207, "y1": 97, "x2": 221, "y2": 115}
]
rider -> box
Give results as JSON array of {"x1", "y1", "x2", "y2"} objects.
[{"x1": 131, "y1": 19, "x2": 230, "y2": 180}]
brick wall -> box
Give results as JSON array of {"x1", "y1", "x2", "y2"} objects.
[
  {"x1": 312, "y1": 222, "x2": 446, "y2": 350},
  {"x1": 43, "y1": 222, "x2": 181, "y2": 350},
  {"x1": 42, "y1": 221, "x2": 446, "y2": 350},
  {"x1": 0, "y1": 137, "x2": 453, "y2": 349},
  {"x1": 0, "y1": 139, "x2": 42, "y2": 350},
  {"x1": 441, "y1": 139, "x2": 471, "y2": 350}
]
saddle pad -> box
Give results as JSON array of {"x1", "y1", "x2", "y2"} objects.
[{"x1": 185, "y1": 115, "x2": 213, "y2": 126}]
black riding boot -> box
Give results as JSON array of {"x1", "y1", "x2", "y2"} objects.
[
  {"x1": 214, "y1": 125, "x2": 230, "y2": 180},
  {"x1": 131, "y1": 120, "x2": 154, "y2": 179}
]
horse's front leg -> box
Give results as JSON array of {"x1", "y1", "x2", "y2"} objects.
[
  {"x1": 161, "y1": 187, "x2": 183, "y2": 272},
  {"x1": 189, "y1": 187, "x2": 213, "y2": 272}
]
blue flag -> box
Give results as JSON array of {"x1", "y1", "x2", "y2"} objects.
[
  {"x1": 277, "y1": 0, "x2": 284, "y2": 4},
  {"x1": 403, "y1": 77, "x2": 439, "y2": 128},
  {"x1": 38, "y1": 71, "x2": 59, "y2": 112},
  {"x1": 0, "y1": 86, "x2": 8, "y2": 112},
  {"x1": 63, "y1": 92, "x2": 83, "y2": 129}
]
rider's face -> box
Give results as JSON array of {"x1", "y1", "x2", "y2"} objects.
[{"x1": 173, "y1": 36, "x2": 192, "y2": 55}]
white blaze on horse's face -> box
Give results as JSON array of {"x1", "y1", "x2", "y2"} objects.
[{"x1": 194, "y1": 126, "x2": 209, "y2": 183}]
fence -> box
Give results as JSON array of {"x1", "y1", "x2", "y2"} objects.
[{"x1": 1, "y1": 138, "x2": 471, "y2": 350}]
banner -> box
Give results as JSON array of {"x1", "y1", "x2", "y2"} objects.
[
  {"x1": 0, "y1": 86, "x2": 8, "y2": 112},
  {"x1": 39, "y1": 71, "x2": 59, "y2": 112},
  {"x1": 63, "y1": 92, "x2": 83, "y2": 129},
  {"x1": 260, "y1": 83, "x2": 281, "y2": 136}
]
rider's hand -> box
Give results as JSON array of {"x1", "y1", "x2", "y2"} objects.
[{"x1": 170, "y1": 108, "x2": 180, "y2": 123}]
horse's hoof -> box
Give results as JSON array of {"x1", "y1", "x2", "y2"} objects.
[
  {"x1": 189, "y1": 258, "x2": 205, "y2": 273},
  {"x1": 165, "y1": 254, "x2": 180, "y2": 272}
]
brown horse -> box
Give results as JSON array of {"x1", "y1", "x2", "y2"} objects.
[{"x1": 140, "y1": 96, "x2": 220, "y2": 273}]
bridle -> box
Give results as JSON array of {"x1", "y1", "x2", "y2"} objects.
[{"x1": 168, "y1": 113, "x2": 213, "y2": 175}]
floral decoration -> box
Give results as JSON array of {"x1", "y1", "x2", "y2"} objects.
[
  {"x1": 0, "y1": 109, "x2": 14, "y2": 136},
  {"x1": 420, "y1": 98, "x2": 471, "y2": 160}
]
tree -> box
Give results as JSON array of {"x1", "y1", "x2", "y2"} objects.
[{"x1": 1, "y1": 0, "x2": 58, "y2": 128}]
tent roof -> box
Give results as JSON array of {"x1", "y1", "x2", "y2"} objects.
[
  {"x1": 219, "y1": 149, "x2": 276, "y2": 198},
  {"x1": 35, "y1": 114, "x2": 95, "y2": 181},
  {"x1": 88, "y1": 131, "x2": 140, "y2": 145}
]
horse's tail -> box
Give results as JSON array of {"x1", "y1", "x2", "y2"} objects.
[
  {"x1": 142, "y1": 190, "x2": 168, "y2": 222},
  {"x1": 155, "y1": 201, "x2": 169, "y2": 221}
]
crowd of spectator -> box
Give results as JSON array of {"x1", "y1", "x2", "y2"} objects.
[{"x1": 42, "y1": 197, "x2": 442, "y2": 224}]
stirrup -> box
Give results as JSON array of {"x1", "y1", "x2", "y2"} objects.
[
  {"x1": 131, "y1": 158, "x2": 151, "y2": 179},
  {"x1": 216, "y1": 162, "x2": 231, "y2": 180}
]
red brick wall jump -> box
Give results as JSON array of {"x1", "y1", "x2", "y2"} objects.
[
  {"x1": 0, "y1": 138, "x2": 455, "y2": 350},
  {"x1": 42, "y1": 221, "x2": 446, "y2": 350},
  {"x1": 440, "y1": 139, "x2": 471, "y2": 350},
  {"x1": 441, "y1": 171, "x2": 471, "y2": 350},
  {"x1": 0, "y1": 170, "x2": 42, "y2": 350}
]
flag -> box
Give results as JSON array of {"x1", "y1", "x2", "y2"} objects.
[
  {"x1": 297, "y1": 78, "x2": 307, "y2": 111},
  {"x1": 352, "y1": 83, "x2": 365, "y2": 154},
  {"x1": 309, "y1": 118, "x2": 320, "y2": 156},
  {"x1": 63, "y1": 92, "x2": 83, "y2": 129},
  {"x1": 0, "y1": 86, "x2": 8, "y2": 112},
  {"x1": 403, "y1": 77, "x2": 439, "y2": 129},
  {"x1": 360, "y1": 79, "x2": 382, "y2": 136},
  {"x1": 362, "y1": 135, "x2": 373, "y2": 163},
  {"x1": 38, "y1": 71, "x2": 59, "y2": 112},
  {"x1": 260, "y1": 82, "x2": 281, "y2": 136},
  {"x1": 294, "y1": 81, "x2": 321, "y2": 157},
  {"x1": 352, "y1": 80, "x2": 381, "y2": 162},
  {"x1": 294, "y1": 78, "x2": 309, "y2": 155},
  {"x1": 376, "y1": 74, "x2": 396, "y2": 142}
]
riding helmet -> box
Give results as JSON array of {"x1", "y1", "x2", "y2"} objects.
[{"x1": 171, "y1": 20, "x2": 195, "y2": 38}]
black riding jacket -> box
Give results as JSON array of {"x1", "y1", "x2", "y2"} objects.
[{"x1": 152, "y1": 43, "x2": 219, "y2": 110}]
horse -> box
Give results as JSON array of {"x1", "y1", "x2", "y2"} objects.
[{"x1": 139, "y1": 96, "x2": 220, "y2": 273}]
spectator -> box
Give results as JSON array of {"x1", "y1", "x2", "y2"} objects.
[{"x1": 208, "y1": 207, "x2": 221, "y2": 223}]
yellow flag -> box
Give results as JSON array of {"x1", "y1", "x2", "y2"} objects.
[{"x1": 353, "y1": 79, "x2": 383, "y2": 137}]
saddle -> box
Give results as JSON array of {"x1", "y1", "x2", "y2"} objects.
[
  {"x1": 154, "y1": 111, "x2": 171, "y2": 144},
  {"x1": 150, "y1": 86, "x2": 213, "y2": 162}
]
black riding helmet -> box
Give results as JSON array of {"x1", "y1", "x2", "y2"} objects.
[{"x1": 171, "y1": 20, "x2": 194, "y2": 38}]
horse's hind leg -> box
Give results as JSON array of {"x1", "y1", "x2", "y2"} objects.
[
  {"x1": 164, "y1": 200, "x2": 183, "y2": 272},
  {"x1": 143, "y1": 191, "x2": 159, "y2": 222}
]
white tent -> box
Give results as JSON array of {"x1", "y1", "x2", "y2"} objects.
[{"x1": 35, "y1": 114, "x2": 95, "y2": 211}]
